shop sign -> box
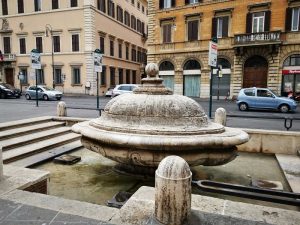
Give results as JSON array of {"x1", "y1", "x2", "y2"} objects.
[{"x1": 282, "y1": 69, "x2": 300, "y2": 75}]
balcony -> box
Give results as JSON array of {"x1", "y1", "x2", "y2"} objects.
[
  {"x1": 234, "y1": 31, "x2": 282, "y2": 46},
  {"x1": 3, "y1": 54, "x2": 16, "y2": 62}
]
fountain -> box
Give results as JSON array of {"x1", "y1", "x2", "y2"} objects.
[{"x1": 72, "y1": 63, "x2": 249, "y2": 175}]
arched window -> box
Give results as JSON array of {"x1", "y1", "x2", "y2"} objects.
[
  {"x1": 159, "y1": 61, "x2": 174, "y2": 71},
  {"x1": 283, "y1": 54, "x2": 300, "y2": 67},
  {"x1": 183, "y1": 60, "x2": 201, "y2": 70},
  {"x1": 217, "y1": 58, "x2": 231, "y2": 69}
]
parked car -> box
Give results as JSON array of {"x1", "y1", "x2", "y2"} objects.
[
  {"x1": 0, "y1": 83, "x2": 22, "y2": 99},
  {"x1": 111, "y1": 84, "x2": 139, "y2": 98},
  {"x1": 105, "y1": 87, "x2": 114, "y2": 97},
  {"x1": 25, "y1": 86, "x2": 63, "y2": 101},
  {"x1": 237, "y1": 87, "x2": 297, "y2": 113}
]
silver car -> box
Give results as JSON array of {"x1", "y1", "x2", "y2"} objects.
[
  {"x1": 111, "y1": 84, "x2": 139, "y2": 98},
  {"x1": 25, "y1": 86, "x2": 63, "y2": 101}
]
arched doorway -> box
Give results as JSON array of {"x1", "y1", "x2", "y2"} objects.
[
  {"x1": 243, "y1": 56, "x2": 268, "y2": 88},
  {"x1": 282, "y1": 54, "x2": 300, "y2": 96},
  {"x1": 159, "y1": 61, "x2": 174, "y2": 90},
  {"x1": 212, "y1": 58, "x2": 231, "y2": 97},
  {"x1": 183, "y1": 59, "x2": 201, "y2": 97}
]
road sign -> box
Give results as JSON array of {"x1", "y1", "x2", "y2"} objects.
[
  {"x1": 31, "y1": 49, "x2": 41, "y2": 70},
  {"x1": 94, "y1": 49, "x2": 103, "y2": 73},
  {"x1": 208, "y1": 41, "x2": 218, "y2": 67}
]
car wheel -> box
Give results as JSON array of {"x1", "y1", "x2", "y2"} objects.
[
  {"x1": 0, "y1": 92, "x2": 5, "y2": 99},
  {"x1": 239, "y1": 103, "x2": 248, "y2": 111},
  {"x1": 25, "y1": 94, "x2": 31, "y2": 100},
  {"x1": 279, "y1": 104, "x2": 289, "y2": 113},
  {"x1": 43, "y1": 95, "x2": 49, "y2": 101}
]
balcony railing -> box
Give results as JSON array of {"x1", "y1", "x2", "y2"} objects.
[
  {"x1": 3, "y1": 53, "x2": 16, "y2": 61},
  {"x1": 234, "y1": 31, "x2": 282, "y2": 45}
]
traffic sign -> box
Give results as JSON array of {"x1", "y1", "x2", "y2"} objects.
[
  {"x1": 94, "y1": 49, "x2": 103, "y2": 73},
  {"x1": 208, "y1": 41, "x2": 218, "y2": 67},
  {"x1": 31, "y1": 49, "x2": 41, "y2": 70}
]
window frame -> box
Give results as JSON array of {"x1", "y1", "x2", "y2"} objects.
[
  {"x1": 186, "y1": 18, "x2": 199, "y2": 41},
  {"x1": 3, "y1": 36, "x2": 11, "y2": 54},
  {"x1": 19, "y1": 37, "x2": 26, "y2": 54},
  {"x1": 71, "y1": 34, "x2": 80, "y2": 52},
  {"x1": 252, "y1": 12, "x2": 265, "y2": 33},
  {"x1": 70, "y1": 0, "x2": 78, "y2": 7},
  {"x1": 34, "y1": 0, "x2": 42, "y2": 12},
  {"x1": 72, "y1": 67, "x2": 81, "y2": 85},
  {"x1": 18, "y1": 0, "x2": 24, "y2": 14},
  {"x1": 53, "y1": 35, "x2": 61, "y2": 53},
  {"x1": 161, "y1": 21, "x2": 173, "y2": 43},
  {"x1": 52, "y1": 0, "x2": 59, "y2": 10},
  {"x1": 36, "y1": 36, "x2": 43, "y2": 53},
  {"x1": 291, "y1": 7, "x2": 300, "y2": 32}
]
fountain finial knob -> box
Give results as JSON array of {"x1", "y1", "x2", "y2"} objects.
[{"x1": 145, "y1": 63, "x2": 159, "y2": 78}]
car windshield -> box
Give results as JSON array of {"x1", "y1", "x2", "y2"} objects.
[
  {"x1": 43, "y1": 87, "x2": 55, "y2": 91},
  {"x1": 1, "y1": 83, "x2": 13, "y2": 89}
]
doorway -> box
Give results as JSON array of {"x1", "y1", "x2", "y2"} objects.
[
  {"x1": 243, "y1": 56, "x2": 268, "y2": 88},
  {"x1": 5, "y1": 68, "x2": 14, "y2": 86}
]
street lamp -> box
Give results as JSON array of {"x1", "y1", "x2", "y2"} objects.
[{"x1": 45, "y1": 24, "x2": 55, "y2": 89}]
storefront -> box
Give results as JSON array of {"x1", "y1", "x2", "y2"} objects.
[{"x1": 282, "y1": 54, "x2": 300, "y2": 97}]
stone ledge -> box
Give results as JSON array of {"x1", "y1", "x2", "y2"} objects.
[{"x1": 110, "y1": 186, "x2": 300, "y2": 225}]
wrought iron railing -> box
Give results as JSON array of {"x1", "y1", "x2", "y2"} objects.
[
  {"x1": 234, "y1": 31, "x2": 281, "y2": 45},
  {"x1": 3, "y1": 53, "x2": 16, "y2": 61}
]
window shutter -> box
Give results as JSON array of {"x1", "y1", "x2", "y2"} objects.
[
  {"x1": 222, "y1": 16, "x2": 229, "y2": 37},
  {"x1": 246, "y1": 13, "x2": 252, "y2": 33},
  {"x1": 171, "y1": 0, "x2": 176, "y2": 7},
  {"x1": 188, "y1": 21, "x2": 192, "y2": 40},
  {"x1": 211, "y1": 17, "x2": 217, "y2": 38},
  {"x1": 159, "y1": 0, "x2": 163, "y2": 9},
  {"x1": 185, "y1": 0, "x2": 189, "y2": 5},
  {"x1": 264, "y1": 11, "x2": 271, "y2": 32}
]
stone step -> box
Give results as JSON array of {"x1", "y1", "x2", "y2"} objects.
[
  {"x1": 0, "y1": 121, "x2": 66, "y2": 141},
  {"x1": 276, "y1": 154, "x2": 300, "y2": 193},
  {"x1": 9, "y1": 140, "x2": 83, "y2": 168},
  {"x1": 0, "y1": 127, "x2": 72, "y2": 151},
  {"x1": 3, "y1": 133, "x2": 81, "y2": 164},
  {"x1": 0, "y1": 116, "x2": 53, "y2": 131}
]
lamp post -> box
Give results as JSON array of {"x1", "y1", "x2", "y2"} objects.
[{"x1": 45, "y1": 24, "x2": 55, "y2": 89}]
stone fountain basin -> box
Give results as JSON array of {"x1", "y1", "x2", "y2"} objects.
[{"x1": 72, "y1": 121, "x2": 249, "y2": 167}]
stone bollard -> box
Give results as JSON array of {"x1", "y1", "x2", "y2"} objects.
[
  {"x1": 57, "y1": 101, "x2": 67, "y2": 117},
  {"x1": 214, "y1": 107, "x2": 227, "y2": 126},
  {"x1": 155, "y1": 156, "x2": 192, "y2": 225}
]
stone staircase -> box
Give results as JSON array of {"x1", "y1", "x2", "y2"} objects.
[{"x1": 0, "y1": 116, "x2": 83, "y2": 168}]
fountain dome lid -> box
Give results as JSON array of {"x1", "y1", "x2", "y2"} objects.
[{"x1": 89, "y1": 63, "x2": 225, "y2": 135}]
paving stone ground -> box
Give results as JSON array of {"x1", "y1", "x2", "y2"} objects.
[{"x1": 0, "y1": 199, "x2": 113, "y2": 225}]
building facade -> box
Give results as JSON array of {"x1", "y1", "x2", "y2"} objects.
[
  {"x1": 148, "y1": 0, "x2": 300, "y2": 98},
  {"x1": 0, "y1": 0, "x2": 147, "y2": 95}
]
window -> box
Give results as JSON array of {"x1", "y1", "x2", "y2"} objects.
[
  {"x1": 257, "y1": 89, "x2": 273, "y2": 98},
  {"x1": 108, "y1": 0, "x2": 115, "y2": 18},
  {"x1": 19, "y1": 38, "x2": 26, "y2": 54},
  {"x1": 18, "y1": 0, "x2": 24, "y2": 13},
  {"x1": 252, "y1": 12, "x2": 265, "y2": 33},
  {"x1": 117, "y1": 6, "x2": 123, "y2": 23},
  {"x1": 34, "y1": 0, "x2": 41, "y2": 11},
  {"x1": 70, "y1": 0, "x2": 77, "y2": 7},
  {"x1": 118, "y1": 43, "x2": 122, "y2": 58},
  {"x1": 110, "y1": 40, "x2": 114, "y2": 56},
  {"x1": 126, "y1": 70, "x2": 131, "y2": 83},
  {"x1": 36, "y1": 69, "x2": 44, "y2": 84},
  {"x1": 119, "y1": 69, "x2": 123, "y2": 84},
  {"x1": 186, "y1": 0, "x2": 199, "y2": 4},
  {"x1": 52, "y1": 0, "x2": 59, "y2": 9},
  {"x1": 131, "y1": 0, "x2": 135, "y2": 5},
  {"x1": 36, "y1": 37, "x2": 43, "y2": 53},
  {"x1": 141, "y1": 22, "x2": 145, "y2": 34},
  {"x1": 292, "y1": 8, "x2": 300, "y2": 31},
  {"x1": 2, "y1": 0, "x2": 8, "y2": 15},
  {"x1": 20, "y1": 68, "x2": 28, "y2": 84},
  {"x1": 131, "y1": 15, "x2": 137, "y2": 30},
  {"x1": 101, "y1": 66, "x2": 106, "y2": 85},
  {"x1": 162, "y1": 23, "x2": 172, "y2": 43},
  {"x1": 137, "y1": 2, "x2": 140, "y2": 9},
  {"x1": 125, "y1": 11, "x2": 130, "y2": 27},
  {"x1": 72, "y1": 68, "x2": 81, "y2": 84},
  {"x1": 244, "y1": 89, "x2": 255, "y2": 96},
  {"x1": 53, "y1": 36, "x2": 60, "y2": 52},
  {"x1": 3, "y1": 37, "x2": 10, "y2": 54},
  {"x1": 54, "y1": 68, "x2": 62, "y2": 84},
  {"x1": 212, "y1": 16, "x2": 229, "y2": 38},
  {"x1": 100, "y1": 36, "x2": 105, "y2": 54},
  {"x1": 131, "y1": 48, "x2": 136, "y2": 62},
  {"x1": 132, "y1": 70, "x2": 136, "y2": 84},
  {"x1": 72, "y1": 34, "x2": 79, "y2": 52},
  {"x1": 159, "y1": 0, "x2": 175, "y2": 9},
  {"x1": 137, "y1": 19, "x2": 142, "y2": 33},
  {"x1": 187, "y1": 20, "x2": 199, "y2": 41},
  {"x1": 98, "y1": 0, "x2": 106, "y2": 13},
  {"x1": 137, "y1": 50, "x2": 141, "y2": 63},
  {"x1": 110, "y1": 67, "x2": 115, "y2": 86},
  {"x1": 142, "y1": 6, "x2": 145, "y2": 13},
  {"x1": 126, "y1": 45, "x2": 129, "y2": 60},
  {"x1": 283, "y1": 54, "x2": 300, "y2": 67}
]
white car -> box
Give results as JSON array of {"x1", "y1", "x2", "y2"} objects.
[
  {"x1": 111, "y1": 84, "x2": 139, "y2": 98},
  {"x1": 25, "y1": 86, "x2": 63, "y2": 101}
]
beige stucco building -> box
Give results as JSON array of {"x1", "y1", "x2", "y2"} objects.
[
  {"x1": 0, "y1": 0, "x2": 147, "y2": 95},
  {"x1": 148, "y1": 0, "x2": 300, "y2": 98}
]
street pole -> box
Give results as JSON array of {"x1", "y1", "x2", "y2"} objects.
[
  {"x1": 217, "y1": 76, "x2": 220, "y2": 101},
  {"x1": 209, "y1": 66, "x2": 213, "y2": 118},
  {"x1": 51, "y1": 34, "x2": 55, "y2": 89},
  {"x1": 36, "y1": 70, "x2": 39, "y2": 107},
  {"x1": 97, "y1": 72, "x2": 99, "y2": 109}
]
